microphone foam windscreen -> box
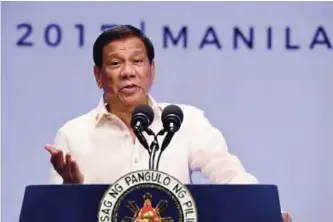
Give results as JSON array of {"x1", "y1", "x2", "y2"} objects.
[
  {"x1": 162, "y1": 105, "x2": 184, "y2": 125},
  {"x1": 131, "y1": 104, "x2": 155, "y2": 128}
]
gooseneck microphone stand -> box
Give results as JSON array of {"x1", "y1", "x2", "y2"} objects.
[
  {"x1": 146, "y1": 128, "x2": 166, "y2": 170},
  {"x1": 155, "y1": 130, "x2": 176, "y2": 170},
  {"x1": 134, "y1": 104, "x2": 183, "y2": 171}
]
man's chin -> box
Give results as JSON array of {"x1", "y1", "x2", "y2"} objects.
[{"x1": 120, "y1": 94, "x2": 147, "y2": 107}]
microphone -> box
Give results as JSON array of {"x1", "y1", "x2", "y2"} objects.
[
  {"x1": 162, "y1": 105, "x2": 184, "y2": 135},
  {"x1": 131, "y1": 104, "x2": 154, "y2": 131},
  {"x1": 155, "y1": 105, "x2": 184, "y2": 170},
  {"x1": 131, "y1": 104, "x2": 154, "y2": 169}
]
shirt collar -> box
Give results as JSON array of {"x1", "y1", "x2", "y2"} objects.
[{"x1": 94, "y1": 94, "x2": 162, "y2": 125}]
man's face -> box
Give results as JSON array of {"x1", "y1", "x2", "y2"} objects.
[{"x1": 94, "y1": 36, "x2": 155, "y2": 108}]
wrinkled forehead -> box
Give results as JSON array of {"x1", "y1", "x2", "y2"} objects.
[{"x1": 103, "y1": 37, "x2": 147, "y2": 57}]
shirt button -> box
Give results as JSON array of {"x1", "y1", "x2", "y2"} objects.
[{"x1": 134, "y1": 158, "x2": 138, "y2": 163}]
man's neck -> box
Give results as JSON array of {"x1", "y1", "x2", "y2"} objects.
[
  {"x1": 110, "y1": 106, "x2": 133, "y2": 128},
  {"x1": 107, "y1": 98, "x2": 149, "y2": 129}
]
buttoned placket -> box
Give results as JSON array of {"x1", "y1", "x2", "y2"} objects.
[
  {"x1": 131, "y1": 138, "x2": 141, "y2": 170},
  {"x1": 121, "y1": 131, "x2": 141, "y2": 171},
  {"x1": 98, "y1": 100, "x2": 162, "y2": 172},
  {"x1": 106, "y1": 114, "x2": 140, "y2": 171}
]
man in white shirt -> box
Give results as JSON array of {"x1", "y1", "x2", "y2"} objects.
[{"x1": 45, "y1": 25, "x2": 291, "y2": 221}]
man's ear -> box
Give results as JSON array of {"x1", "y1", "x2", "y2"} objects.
[
  {"x1": 150, "y1": 60, "x2": 156, "y2": 84},
  {"x1": 93, "y1": 66, "x2": 102, "y2": 89}
]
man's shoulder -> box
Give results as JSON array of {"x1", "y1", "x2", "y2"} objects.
[
  {"x1": 158, "y1": 102, "x2": 205, "y2": 117},
  {"x1": 57, "y1": 102, "x2": 206, "y2": 134},
  {"x1": 157, "y1": 102, "x2": 210, "y2": 132}
]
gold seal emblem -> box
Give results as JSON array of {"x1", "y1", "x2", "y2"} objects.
[
  {"x1": 122, "y1": 192, "x2": 173, "y2": 222},
  {"x1": 98, "y1": 170, "x2": 198, "y2": 222}
]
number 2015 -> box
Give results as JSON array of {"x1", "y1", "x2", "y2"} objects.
[{"x1": 16, "y1": 23, "x2": 121, "y2": 47}]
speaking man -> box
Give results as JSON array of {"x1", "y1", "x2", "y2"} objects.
[{"x1": 45, "y1": 25, "x2": 291, "y2": 222}]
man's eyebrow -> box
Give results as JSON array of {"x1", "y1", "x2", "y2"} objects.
[{"x1": 106, "y1": 49, "x2": 145, "y2": 57}]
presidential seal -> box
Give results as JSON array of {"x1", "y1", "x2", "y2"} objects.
[{"x1": 98, "y1": 170, "x2": 198, "y2": 222}]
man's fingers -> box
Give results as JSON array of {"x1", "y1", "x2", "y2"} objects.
[
  {"x1": 45, "y1": 145, "x2": 81, "y2": 183},
  {"x1": 57, "y1": 150, "x2": 64, "y2": 170},
  {"x1": 45, "y1": 144, "x2": 63, "y2": 170},
  {"x1": 46, "y1": 144, "x2": 67, "y2": 176},
  {"x1": 47, "y1": 145, "x2": 60, "y2": 169},
  {"x1": 65, "y1": 153, "x2": 73, "y2": 180},
  {"x1": 70, "y1": 159, "x2": 79, "y2": 175},
  {"x1": 50, "y1": 151, "x2": 65, "y2": 175},
  {"x1": 45, "y1": 144, "x2": 58, "y2": 155},
  {"x1": 50, "y1": 153, "x2": 58, "y2": 167},
  {"x1": 48, "y1": 149, "x2": 82, "y2": 184},
  {"x1": 70, "y1": 159, "x2": 83, "y2": 183}
]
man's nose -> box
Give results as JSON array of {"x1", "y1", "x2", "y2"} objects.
[{"x1": 120, "y1": 62, "x2": 135, "y2": 79}]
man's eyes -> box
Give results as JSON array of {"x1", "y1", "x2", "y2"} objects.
[
  {"x1": 108, "y1": 58, "x2": 145, "y2": 66},
  {"x1": 133, "y1": 59, "x2": 143, "y2": 64},
  {"x1": 111, "y1": 61, "x2": 121, "y2": 66}
]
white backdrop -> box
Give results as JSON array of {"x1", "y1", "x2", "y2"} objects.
[{"x1": 2, "y1": 2, "x2": 333, "y2": 222}]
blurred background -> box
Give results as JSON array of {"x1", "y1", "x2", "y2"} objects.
[{"x1": 2, "y1": 2, "x2": 333, "y2": 222}]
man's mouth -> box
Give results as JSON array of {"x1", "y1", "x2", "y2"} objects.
[
  {"x1": 120, "y1": 84, "x2": 139, "y2": 94},
  {"x1": 121, "y1": 84, "x2": 137, "y2": 89}
]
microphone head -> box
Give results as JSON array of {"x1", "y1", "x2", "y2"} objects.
[
  {"x1": 162, "y1": 105, "x2": 184, "y2": 132},
  {"x1": 131, "y1": 104, "x2": 154, "y2": 130}
]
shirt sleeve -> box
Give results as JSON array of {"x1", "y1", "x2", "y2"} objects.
[
  {"x1": 48, "y1": 129, "x2": 70, "y2": 184},
  {"x1": 188, "y1": 108, "x2": 258, "y2": 184}
]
